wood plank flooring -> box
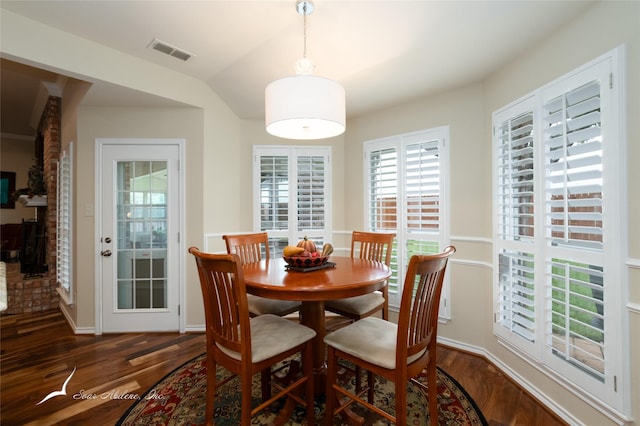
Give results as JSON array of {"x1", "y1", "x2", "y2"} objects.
[{"x1": 0, "y1": 309, "x2": 566, "y2": 425}]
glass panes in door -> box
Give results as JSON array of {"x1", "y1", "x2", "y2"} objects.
[{"x1": 115, "y1": 161, "x2": 168, "y2": 310}]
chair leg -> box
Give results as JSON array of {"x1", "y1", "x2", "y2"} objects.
[
  {"x1": 241, "y1": 372, "x2": 253, "y2": 426},
  {"x1": 260, "y1": 368, "x2": 271, "y2": 401},
  {"x1": 355, "y1": 365, "x2": 362, "y2": 394},
  {"x1": 367, "y1": 370, "x2": 375, "y2": 403},
  {"x1": 395, "y1": 379, "x2": 407, "y2": 426},
  {"x1": 382, "y1": 286, "x2": 389, "y2": 320},
  {"x1": 427, "y1": 361, "x2": 439, "y2": 426},
  {"x1": 325, "y1": 347, "x2": 338, "y2": 426},
  {"x1": 206, "y1": 356, "x2": 216, "y2": 426},
  {"x1": 303, "y1": 343, "x2": 315, "y2": 425}
]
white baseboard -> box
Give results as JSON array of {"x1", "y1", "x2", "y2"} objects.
[
  {"x1": 59, "y1": 302, "x2": 95, "y2": 334},
  {"x1": 184, "y1": 325, "x2": 205, "y2": 333}
]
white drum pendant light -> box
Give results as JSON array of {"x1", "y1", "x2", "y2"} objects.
[{"x1": 265, "y1": 0, "x2": 345, "y2": 140}]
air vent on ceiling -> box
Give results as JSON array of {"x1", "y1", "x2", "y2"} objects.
[{"x1": 148, "y1": 38, "x2": 194, "y2": 62}]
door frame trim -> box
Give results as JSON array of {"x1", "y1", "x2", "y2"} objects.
[{"x1": 94, "y1": 138, "x2": 186, "y2": 335}]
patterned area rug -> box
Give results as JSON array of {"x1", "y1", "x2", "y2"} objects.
[{"x1": 117, "y1": 353, "x2": 487, "y2": 425}]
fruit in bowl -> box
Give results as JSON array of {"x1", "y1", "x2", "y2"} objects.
[
  {"x1": 283, "y1": 237, "x2": 332, "y2": 267},
  {"x1": 283, "y1": 252, "x2": 329, "y2": 267}
]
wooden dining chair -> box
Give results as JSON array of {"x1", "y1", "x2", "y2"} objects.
[
  {"x1": 324, "y1": 246, "x2": 456, "y2": 426},
  {"x1": 188, "y1": 248, "x2": 316, "y2": 426},
  {"x1": 223, "y1": 232, "x2": 301, "y2": 317},
  {"x1": 325, "y1": 231, "x2": 395, "y2": 321}
]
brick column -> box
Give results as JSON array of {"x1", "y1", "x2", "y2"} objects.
[{"x1": 38, "y1": 96, "x2": 60, "y2": 309}]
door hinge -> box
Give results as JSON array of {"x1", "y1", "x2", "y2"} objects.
[
  {"x1": 614, "y1": 375, "x2": 617, "y2": 392},
  {"x1": 609, "y1": 73, "x2": 613, "y2": 89},
  {"x1": 494, "y1": 313, "x2": 497, "y2": 323},
  {"x1": 177, "y1": 232, "x2": 180, "y2": 243},
  {"x1": 178, "y1": 304, "x2": 180, "y2": 316}
]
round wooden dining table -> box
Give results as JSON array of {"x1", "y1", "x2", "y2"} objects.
[{"x1": 242, "y1": 255, "x2": 391, "y2": 394}]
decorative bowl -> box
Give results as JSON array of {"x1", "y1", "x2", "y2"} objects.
[{"x1": 283, "y1": 254, "x2": 329, "y2": 268}]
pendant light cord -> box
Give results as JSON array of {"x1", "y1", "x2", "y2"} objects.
[{"x1": 302, "y1": 5, "x2": 308, "y2": 59}]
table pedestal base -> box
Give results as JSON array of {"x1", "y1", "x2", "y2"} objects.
[{"x1": 300, "y1": 300, "x2": 327, "y2": 395}]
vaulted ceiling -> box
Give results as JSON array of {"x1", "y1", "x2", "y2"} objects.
[{"x1": 1, "y1": 0, "x2": 597, "y2": 139}]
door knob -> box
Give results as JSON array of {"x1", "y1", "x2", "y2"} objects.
[{"x1": 101, "y1": 249, "x2": 112, "y2": 257}]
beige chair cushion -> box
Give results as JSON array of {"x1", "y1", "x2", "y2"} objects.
[
  {"x1": 324, "y1": 317, "x2": 424, "y2": 369},
  {"x1": 325, "y1": 291, "x2": 384, "y2": 315},
  {"x1": 218, "y1": 314, "x2": 316, "y2": 363},
  {"x1": 247, "y1": 294, "x2": 300, "y2": 316}
]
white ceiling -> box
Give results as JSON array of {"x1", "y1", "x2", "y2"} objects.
[{"x1": 1, "y1": 0, "x2": 597, "y2": 138}]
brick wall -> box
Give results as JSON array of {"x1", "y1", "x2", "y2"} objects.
[
  {"x1": 41, "y1": 96, "x2": 60, "y2": 275},
  {"x1": 3, "y1": 262, "x2": 58, "y2": 314}
]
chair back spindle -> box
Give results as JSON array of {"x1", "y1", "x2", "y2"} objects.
[
  {"x1": 351, "y1": 231, "x2": 394, "y2": 265},
  {"x1": 223, "y1": 232, "x2": 270, "y2": 265}
]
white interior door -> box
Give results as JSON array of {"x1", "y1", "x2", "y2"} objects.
[{"x1": 98, "y1": 140, "x2": 181, "y2": 332}]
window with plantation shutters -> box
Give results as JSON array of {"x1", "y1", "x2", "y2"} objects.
[
  {"x1": 364, "y1": 127, "x2": 450, "y2": 313},
  {"x1": 254, "y1": 146, "x2": 331, "y2": 255},
  {"x1": 57, "y1": 143, "x2": 73, "y2": 303},
  {"x1": 492, "y1": 47, "x2": 626, "y2": 412}
]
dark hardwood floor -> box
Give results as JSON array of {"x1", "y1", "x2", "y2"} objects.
[{"x1": 0, "y1": 309, "x2": 566, "y2": 425}]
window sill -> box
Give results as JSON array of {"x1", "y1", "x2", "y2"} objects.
[{"x1": 57, "y1": 285, "x2": 73, "y2": 306}]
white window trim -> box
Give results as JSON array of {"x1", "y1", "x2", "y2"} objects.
[{"x1": 492, "y1": 46, "x2": 629, "y2": 418}]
